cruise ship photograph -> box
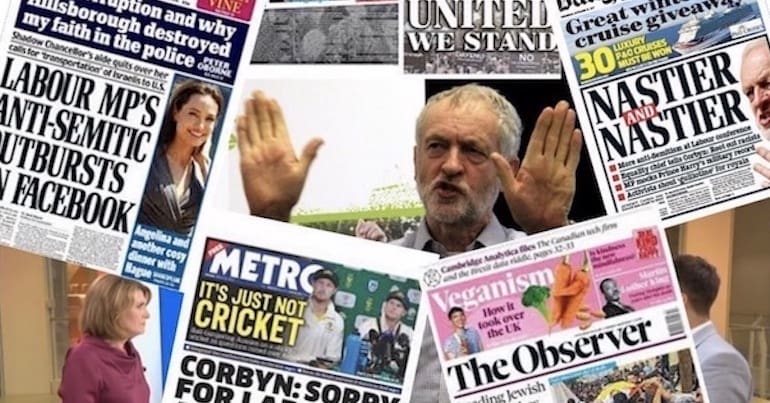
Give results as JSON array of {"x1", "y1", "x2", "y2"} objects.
[{"x1": 673, "y1": 3, "x2": 760, "y2": 54}]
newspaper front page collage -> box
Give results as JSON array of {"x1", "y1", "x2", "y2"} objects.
[{"x1": 1, "y1": 0, "x2": 769, "y2": 402}]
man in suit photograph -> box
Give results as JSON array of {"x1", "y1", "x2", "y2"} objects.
[
  {"x1": 673, "y1": 254, "x2": 752, "y2": 403},
  {"x1": 600, "y1": 277, "x2": 635, "y2": 318}
]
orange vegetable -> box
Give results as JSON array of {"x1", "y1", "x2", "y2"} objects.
[
  {"x1": 549, "y1": 255, "x2": 572, "y2": 327},
  {"x1": 575, "y1": 310, "x2": 591, "y2": 321},
  {"x1": 559, "y1": 253, "x2": 593, "y2": 328}
]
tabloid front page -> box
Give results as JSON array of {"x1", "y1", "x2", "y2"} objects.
[
  {"x1": 164, "y1": 211, "x2": 438, "y2": 403},
  {"x1": 0, "y1": 0, "x2": 252, "y2": 289},
  {"x1": 403, "y1": 0, "x2": 561, "y2": 76},
  {"x1": 547, "y1": 0, "x2": 770, "y2": 227}
]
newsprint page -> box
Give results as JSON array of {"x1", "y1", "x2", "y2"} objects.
[
  {"x1": 547, "y1": 0, "x2": 770, "y2": 227},
  {"x1": 403, "y1": 0, "x2": 562, "y2": 76},
  {"x1": 164, "y1": 211, "x2": 438, "y2": 403},
  {"x1": 252, "y1": 1, "x2": 398, "y2": 64},
  {"x1": 422, "y1": 209, "x2": 708, "y2": 403},
  {"x1": 0, "y1": 0, "x2": 253, "y2": 289}
]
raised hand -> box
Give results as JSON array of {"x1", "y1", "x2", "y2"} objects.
[
  {"x1": 491, "y1": 101, "x2": 582, "y2": 234},
  {"x1": 355, "y1": 219, "x2": 388, "y2": 242},
  {"x1": 236, "y1": 91, "x2": 323, "y2": 221}
]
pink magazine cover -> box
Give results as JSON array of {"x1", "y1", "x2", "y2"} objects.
[
  {"x1": 427, "y1": 227, "x2": 677, "y2": 358},
  {"x1": 426, "y1": 253, "x2": 603, "y2": 354},
  {"x1": 591, "y1": 228, "x2": 676, "y2": 319}
]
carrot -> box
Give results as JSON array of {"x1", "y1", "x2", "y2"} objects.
[
  {"x1": 552, "y1": 263, "x2": 586, "y2": 297},
  {"x1": 559, "y1": 252, "x2": 593, "y2": 328},
  {"x1": 577, "y1": 306, "x2": 594, "y2": 330},
  {"x1": 549, "y1": 255, "x2": 572, "y2": 327},
  {"x1": 575, "y1": 310, "x2": 591, "y2": 321}
]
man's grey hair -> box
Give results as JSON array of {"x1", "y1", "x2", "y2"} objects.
[
  {"x1": 742, "y1": 37, "x2": 769, "y2": 61},
  {"x1": 415, "y1": 84, "x2": 523, "y2": 159}
]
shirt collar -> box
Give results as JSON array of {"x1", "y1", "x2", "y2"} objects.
[
  {"x1": 309, "y1": 300, "x2": 336, "y2": 319},
  {"x1": 691, "y1": 320, "x2": 712, "y2": 335},
  {"x1": 378, "y1": 317, "x2": 401, "y2": 334},
  {"x1": 415, "y1": 215, "x2": 509, "y2": 257}
]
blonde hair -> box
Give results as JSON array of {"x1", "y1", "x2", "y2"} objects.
[{"x1": 80, "y1": 275, "x2": 151, "y2": 340}]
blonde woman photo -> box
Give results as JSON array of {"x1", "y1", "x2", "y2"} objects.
[{"x1": 58, "y1": 275, "x2": 152, "y2": 403}]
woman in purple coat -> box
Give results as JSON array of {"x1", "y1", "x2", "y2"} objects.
[{"x1": 59, "y1": 275, "x2": 152, "y2": 403}]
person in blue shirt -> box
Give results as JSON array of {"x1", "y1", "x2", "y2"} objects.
[{"x1": 443, "y1": 306, "x2": 483, "y2": 359}]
